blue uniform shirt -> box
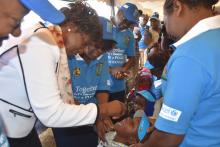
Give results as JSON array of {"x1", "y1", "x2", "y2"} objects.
[
  {"x1": 138, "y1": 26, "x2": 148, "y2": 49},
  {"x1": 68, "y1": 54, "x2": 110, "y2": 104},
  {"x1": 156, "y1": 15, "x2": 220, "y2": 147},
  {"x1": 108, "y1": 27, "x2": 135, "y2": 92}
]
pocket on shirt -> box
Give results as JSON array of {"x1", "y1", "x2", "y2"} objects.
[{"x1": 0, "y1": 98, "x2": 36, "y2": 138}]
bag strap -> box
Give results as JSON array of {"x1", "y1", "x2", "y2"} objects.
[
  {"x1": 16, "y1": 46, "x2": 33, "y2": 111},
  {"x1": 16, "y1": 22, "x2": 49, "y2": 111},
  {"x1": 34, "y1": 22, "x2": 48, "y2": 32}
]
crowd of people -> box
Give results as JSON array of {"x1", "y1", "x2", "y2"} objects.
[{"x1": 0, "y1": 0, "x2": 220, "y2": 147}]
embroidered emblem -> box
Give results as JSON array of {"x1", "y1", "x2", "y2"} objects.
[
  {"x1": 73, "y1": 67, "x2": 80, "y2": 77},
  {"x1": 96, "y1": 63, "x2": 103, "y2": 76},
  {"x1": 107, "y1": 22, "x2": 113, "y2": 33},
  {"x1": 159, "y1": 104, "x2": 182, "y2": 122},
  {"x1": 124, "y1": 36, "x2": 130, "y2": 47}
]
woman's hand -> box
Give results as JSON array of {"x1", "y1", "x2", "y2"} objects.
[
  {"x1": 98, "y1": 100, "x2": 127, "y2": 119},
  {"x1": 96, "y1": 118, "x2": 114, "y2": 141},
  {"x1": 102, "y1": 118, "x2": 114, "y2": 132}
]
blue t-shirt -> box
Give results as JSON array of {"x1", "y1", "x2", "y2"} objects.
[
  {"x1": 156, "y1": 26, "x2": 220, "y2": 146},
  {"x1": 108, "y1": 27, "x2": 135, "y2": 93},
  {"x1": 68, "y1": 53, "x2": 110, "y2": 104},
  {"x1": 138, "y1": 27, "x2": 148, "y2": 49}
]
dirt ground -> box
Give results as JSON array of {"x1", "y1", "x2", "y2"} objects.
[{"x1": 39, "y1": 128, "x2": 56, "y2": 147}]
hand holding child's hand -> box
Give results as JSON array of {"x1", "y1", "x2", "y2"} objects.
[
  {"x1": 98, "y1": 100, "x2": 127, "y2": 119},
  {"x1": 96, "y1": 118, "x2": 114, "y2": 141},
  {"x1": 96, "y1": 119, "x2": 106, "y2": 141}
]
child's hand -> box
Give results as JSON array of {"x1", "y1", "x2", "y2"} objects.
[
  {"x1": 103, "y1": 118, "x2": 114, "y2": 132},
  {"x1": 110, "y1": 67, "x2": 123, "y2": 75},
  {"x1": 96, "y1": 118, "x2": 114, "y2": 141},
  {"x1": 110, "y1": 67, "x2": 129, "y2": 79},
  {"x1": 119, "y1": 71, "x2": 130, "y2": 78},
  {"x1": 96, "y1": 119, "x2": 106, "y2": 141}
]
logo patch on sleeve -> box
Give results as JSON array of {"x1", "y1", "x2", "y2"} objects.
[
  {"x1": 159, "y1": 104, "x2": 182, "y2": 122},
  {"x1": 107, "y1": 80, "x2": 111, "y2": 86}
]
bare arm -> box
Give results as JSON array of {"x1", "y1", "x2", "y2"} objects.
[
  {"x1": 97, "y1": 92, "x2": 109, "y2": 104},
  {"x1": 132, "y1": 129, "x2": 184, "y2": 147},
  {"x1": 123, "y1": 56, "x2": 135, "y2": 71}
]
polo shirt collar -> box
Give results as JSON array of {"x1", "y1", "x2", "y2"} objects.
[
  {"x1": 174, "y1": 15, "x2": 220, "y2": 48},
  {"x1": 74, "y1": 54, "x2": 103, "y2": 61},
  {"x1": 74, "y1": 54, "x2": 84, "y2": 61}
]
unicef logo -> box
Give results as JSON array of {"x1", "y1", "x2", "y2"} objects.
[{"x1": 171, "y1": 110, "x2": 178, "y2": 116}]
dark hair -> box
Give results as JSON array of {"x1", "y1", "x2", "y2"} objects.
[
  {"x1": 148, "y1": 44, "x2": 170, "y2": 69},
  {"x1": 164, "y1": 0, "x2": 219, "y2": 14},
  {"x1": 138, "y1": 10, "x2": 143, "y2": 16},
  {"x1": 159, "y1": 24, "x2": 175, "y2": 54},
  {"x1": 61, "y1": 1, "x2": 102, "y2": 42},
  {"x1": 139, "y1": 14, "x2": 147, "y2": 18},
  {"x1": 139, "y1": 14, "x2": 146, "y2": 18},
  {"x1": 102, "y1": 40, "x2": 116, "y2": 52}
]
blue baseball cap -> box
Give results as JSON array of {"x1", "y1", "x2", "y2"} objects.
[
  {"x1": 137, "y1": 90, "x2": 155, "y2": 102},
  {"x1": 20, "y1": 0, "x2": 65, "y2": 24},
  {"x1": 99, "y1": 17, "x2": 116, "y2": 43},
  {"x1": 119, "y1": 3, "x2": 139, "y2": 24},
  {"x1": 138, "y1": 113, "x2": 150, "y2": 142}
]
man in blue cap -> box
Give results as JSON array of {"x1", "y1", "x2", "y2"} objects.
[
  {"x1": 108, "y1": 3, "x2": 138, "y2": 105},
  {"x1": 0, "y1": 0, "x2": 65, "y2": 46},
  {"x1": 138, "y1": 14, "x2": 149, "y2": 67},
  {"x1": 147, "y1": 12, "x2": 160, "y2": 49},
  {"x1": 96, "y1": 16, "x2": 118, "y2": 142},
  {"x1": 150, "y1": 12, "x2": 160, "y2": 31}
]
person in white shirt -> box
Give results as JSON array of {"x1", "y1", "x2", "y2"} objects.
[{"x1": 0, "y1": 1, "x2": 126, "y2": 147}]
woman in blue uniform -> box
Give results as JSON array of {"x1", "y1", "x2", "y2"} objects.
[{"x1": 132, "y1": 0, "x2": 220, "y2": 146}]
